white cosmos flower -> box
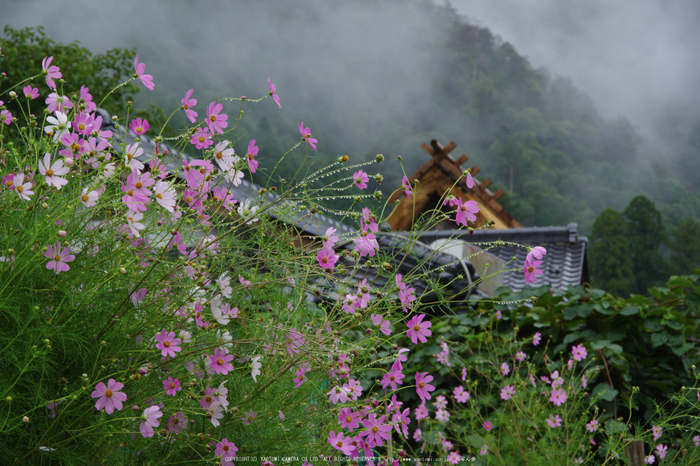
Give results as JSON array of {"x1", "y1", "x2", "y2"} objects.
[
  {"x1": 251, "y1": 356, "x2": 262, "y2": 382},
  {"x1": 211, "y1": 295, "x2": 230, "y2": 325},
  {"x1": 216, "y1": 272, "x2": 232, "y2": 298},
  {"x1": 45, "y1": 112, "x2": 71, "y2": 142}
]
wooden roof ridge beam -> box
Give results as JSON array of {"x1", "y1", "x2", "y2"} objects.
[{"x1": 455, "y1": 154, "x2": 468, "y2": 166}]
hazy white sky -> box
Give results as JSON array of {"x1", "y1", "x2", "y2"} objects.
[{"x1": 449, "y1": 0, "x2": 700, "y2": 137}]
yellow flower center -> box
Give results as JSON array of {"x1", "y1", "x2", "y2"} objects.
[
  {"x1": 105, "y1": 390, "x2": 113, "y2": 398},
  {"x1": 17, "y1": 186, "x2": 24, "y2": 193},
  {"x1": 82, "y1": 194, "x2": 89, "y2": 202},
  {"x1": 78, "y1": 123, "x2": 85, "y2": 130},
  {"x1": 135, "y1": 182, "x2": 143, "y2": 189},
  {"x1": 170, "y1": 382, "x2": 176, "y2": 389},
  {"x1": 206, "y1": 396, "x2": 212, "y2": 403},
  {"x1": 322, "y1": 257, "x2": 328, "y2": 264},
  {"x1": 419, "y1": 382, "x2": 425, "y2": 388},
  {"x1": 346, "y1": 416, "x2": 352, "y2": 422},
  {"x1": 216, "y1": 152, "x2": 222, "y2": 159},
  {"x1": 156, "y1": 193, "x2": 163, "y2": 199},
  {"x1": 54, "y1": 255, "x2": 61, "y2": 261},
  {"x1": 46, "y1": 169, "x2": 54, "y2": 176},
  {"x1": 163, "y1": 341, "x2": 170, "y2": 347},
  {"x1": 337, "y1": 441, "x2": 343, "y2": 447},
  {"x1": 136, "y1": 126, "x2": 143, "y2": 133},
  {"x1": 528, "y1": 266, "x2": 534, "y2": 273},
  {"x1": 210, "y1": 115, "x2": 217, "y2": 122},
  {"x1": 217, "y1": 359, "x2": 223, "y2": 365},
  {"x1": 199, "y1": 136, "x2": 205, "y2": 143},
  {"x1": 372, "y1": 426, "x2": 378, "y2": 433}
]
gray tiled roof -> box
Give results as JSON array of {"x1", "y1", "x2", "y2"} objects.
[
  {"x1": 98, "y1": 109, "x2": 355, "y2": 237},
  {"x1": 418, "y1": 223, "x2": 588, "y2": 293}
]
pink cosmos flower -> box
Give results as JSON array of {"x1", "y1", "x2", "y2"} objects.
[
  {"x1": 524, "y1": 260, "x2": 544, "y2": 284},
  {"x1": 655, "y1": 444, "x2": 667, "y2": 459},
  {"x1": 516, "y1": 351, "x2": 527, "y2": 362},
  {"x1": 182, "y1": 159, "x2": 205, "y2": 189},
  {"x1": 550, "y1": 388, "x2": 567, "y2": 406},
  {"x1": 501, "y1": 362, "x2": 510, "y2": 376},
  {"x1": 41, "y1": 56, "x2": 62, "y2": 89},
  {"x1": 127, "y1": 169, "x2": 154, "y2": 199},
  {"x1": 322, "y1": 227, "x2": 339, "y2": 249},
  {"x1": 91, "y1": 378, "x2": 127, "y2": 414},
  {"x1": 415, "y1": 372, "x2": 436, "y2": 401},
  {"x1": 484, "y1": 421, "x2": 493, "y2": 431},
  {"x1": 329, "y1": 431, "x2": 356, "y2": 456},
  {"x1": 454, "y1": 386, "x2": 469, "y2": 402},
  {"x1": 44, "y1": 242, "x2": 75, "y2": 274},
  {"x1": 12, "y1": 173, "x2": 33, "y2": 200},
  {"x1": 371, "y1": 314, "x2": 391, "y2": 335},
  {"x1": 206, "y1": 101, "x2": 228, "y2": 134},
  {"x1": 163, "y1": 376, "x2": 181, "y2": 396},
  {"x1": 181, "y1": 89, "x2": 198, "y2": 123},
  {"x1": 210, "y1": 348, "x2": 234, "y2": 375},
  {"x1": 129, "y1": 118, "x2": 149, "y2": 135},
  {"x1": 500, "y1": 385, "x2": 515, "y2": 400},
  {"x1": 462, "y1": 366, "x2": 467, "y2": 381},
  {"x1": 652, "y1": 425, "x2": 663, "y2": 441},
  {"x1": 200, "y1": 386, "x2": 218, "y2": 409},
  {"x1": 454, "y1": 197, "x2": 479, "y2": 227},
  {"x1": 402, "y1": 175, "x2": 413, "y2": 198},
  {"x1": 645, "y1": 455, "x2": 656, "y2": 464},
  {"x1": 572, "y1": 344, "x2": 587, "y2": 362},
  {"x1": 533, "y1": 332, "x2": 542, "y2": 346},
  {"x1": 155, "y1": 329, "x2": 182, "y2": 358},
  {"x1": 134, "y1": 54, "x2": 154, "y2": 90},
  {"x1": 361, "y1": 413, "x2": 392, "y2": 447},
  {"x1": 415, "y1": 403, "x2": 429, "y2": 420},
  {"x1": 139, "y1": 405, "x2": 162, "y2": 438},
  {"x1": 38, "y1": 153, "x2": 70, "y2": 190},
  {"x1": 74, "y1": 112, "x2": 97, "y2": 136},
  {"x1": 526, "y1": 246, "x2": 547, "y2": 263},
  {"x1": 268, "y1": 78, "x2": 281, "y2": 108},
  {"x1": 353, "y1": 170, "x2": 369, "y2": 189},
  {"x1": 46, "y1": 92, "x2": 73, "y2": 114},
  {"x1": 23, "y1": 85, "x2": 39, "y2": 100},
  {"x1": 246, "y1": 139, "x2": 259, "y2": 173},
  {"x1": 381, "y1": 370, "x2": 405, "y2": 391},
  {"x1": 293, "y1": 366, "x2": 308, "y2": 388},
  {"x1": 190, "y1": 127, "x2": 214, "y2": 150},
  {"x1": 480, "y1": 445, "x2": 489, "y2": 456},
  {"x1": 406, "y1": 314, "x2": 432, "y2": 344},
  {"x1": 338, "y1": 407, "x2": 361, "y2": 431},
  {"x1": 317, "y1": 247, "x2": 339, "y2": 270},
  {"x1": 153, "y1": 181, "x2": 176, "y2": 212},
  {"x1": 586, "y1": 420, "x2": 598, "y2": 432},
  {"x1": 546, "y1": 414, "x2": 562, "y2": 428},
  {"x1": 447, "y1": 452, "x2": 462, "y2": 464},
  {"x1": 215, "y1": 438, "x2": 238, "y2": 460},
  {"x1": 79, "y1": 85, "x2": 96, "y2": 113},
  {"x1": 327, "y1": 385, "x2": 350, "y2": 405},
  {"x1": 298, "y1": 122, "x2": 318, "y2": 151},
  {"x1": 0, "y1": 109, "x2": 12, "y2": 125},
  {"x1": 286, "y1": 328, "x2": 305, "y2": 357},
  {"x1": 466, "y1": 170, "x2": 475, "y2": 188}
]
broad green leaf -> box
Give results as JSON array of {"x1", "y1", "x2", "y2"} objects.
[
  {"x1": 672, "y1": 343, "x2": 694, "y2": 356},
  {"x1": 620, "y1": 305, "x2": 639, "y2": 316},
  {"x1": 594, "y1": 383, "x2": 619, "y2": 402},
  {"x1": 668, "y1": 276, "x2": 693, "y2": 288}
]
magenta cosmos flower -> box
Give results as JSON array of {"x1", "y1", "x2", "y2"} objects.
[
  {"x1": 406, "y1": 314, "x2": 432, "y2": 344},
  {"x1": 155, "y1": 329, "x2": 182, "y2": 358},
  {"x1": 139, "y1": 405, "x2": 162, "y2": 438},
  {"x1": 163, "y1": 376, "x2": 181, "y2": 396},
  {"x1": 415, "y1": 372, "x2": 436, "y2": 401},
  {"x1": 361, "y1": 413, "x2": 392, "y2": 447},
  {"x1": 268, "y1": 78, "x2": 281, "y2": 108},
  {"x1": 328, "y1": 431, "x2": 356, "y2": 456},
  {"x1": 134, "y1": 54, "x2": 154, "y2": 90},
  {"x1": 454, "y1": 198, "x2": 479, "y2": 227},
  {"x1": 353, "y1": 170, "x2": 369, "y2": 189},
  {"x1": 210, "y1": 348, "x2": 234, "y2": 375},
  {"x1": 129, "y1": 118, "x2": 149, "y2": 135},
  {"x1": 571, "y1": 344, "x2": 587, "y2": 361},
  {"x1": 23, "y1": 85, "x2": 39, "y2": 100},
  {"x1": 246, "y1": 139, "x2": 259, "y2": 173},
  {"x1": 44, "y1": 242, "x2": 75, "y2": 274},
  {"x1": 181, "y1": 89, "x2": 198, "y2": 123},
  {"x1": 298, "y1": 122, "x2": 318, "y2": 151},
  {"x1": 524, "y1": 260, "x2": 544, "y2": 284},
  {"x1": 41, "y1": 56, "x2": 62, "y2": 90},
  {"x1": 500, "y1": 385, "x2": 515, "y2": 400},
  {"x1": 206, "y1": 101, "x2": 228, "y2": 134},
  {"x1": 550, "y1": 388, "x2": 567, "y2": 406},
  {"x1": 215, "y1": 438, "x2": 238, "y2": 459},
  {"x1": 317, "y1": 247, "x2": 339, "y2": 270},
  {"x1": 91, "y1": 378, "x2": 127, "y2": 414}
]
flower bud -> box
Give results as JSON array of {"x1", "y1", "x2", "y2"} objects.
[
  {"x1": 120, "y1": 267, "x2": 126, "y2": 274},
  {"x1": 64, "y1": 157, "x2": 74, "y2": 167},
  {"x1": 23, "y1": 416, "x2": 29, "y2": 423},
  {"x1": 58, "y1": 230, "x2": 67, "y2": 237},
  {"x1": 9, "y1": 91, "x2": 17, "y2": 98}
]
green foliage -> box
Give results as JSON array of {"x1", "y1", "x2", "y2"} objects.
[
  {"x1": 668, "y1": 217, "x2": 700, "y2": 275},
  {"x1": 589, "y1": 208, "x2": 633, "y2": 296}
]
